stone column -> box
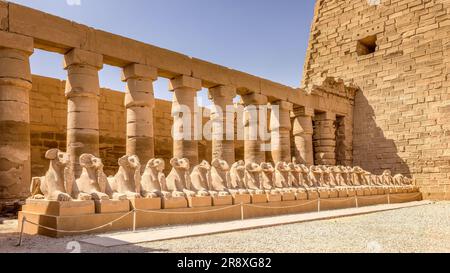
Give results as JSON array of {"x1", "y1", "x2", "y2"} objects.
[
  {"x1": 122, "y1": 64, "x2": 157, "y2": 169},
  {"x1": 208, "y1": 85, "x2": 236, "y2": 165},
  {"x1": 241, "y1": 93, "x2": 268, "y2": 164},
  {"x1": 169, "y1": 75, "x2": 202, "y2": 166},
  {"x1": 292, "y1": 106, "x2": 314, "y2": 166},
  {"x1": 0, "y1": 32, "x2": 33, "y2": 200},
  {"x1": 64, "y1": 49, "x2": 103, "y2": 176},
  {"x1": 313, "y1": 112, "x2": 337, "y2": 166},
  {"x1": 270, "y1": 100, "x2": 293, "y2": 163}
]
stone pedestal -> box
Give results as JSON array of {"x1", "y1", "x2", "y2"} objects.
[
  {"x1": 170, "y1": 75, "x2": 202, "y2": 166},
  {"x1": 122, "y1": 64, "x2": 157, "y2": 167},
  {"x1": 318, "y1": 189, "x2": 329, "y2": 199},
  {"x1": 307, "y1": 190, "x2": 319, "y2": 200},
  {"x1": 232, "y1": 194, "x2": 251, "y2": 205},
  {"x1": 250, "y1": 194, "x2": 267, "y2": 204},
  {"x1": 281, "y1": 192, "x2": 296, "y2": 201},
  {"x1": 209, "y1": 85, "x2": 236, "y2": 165},
  {"x1": 161, "y1": 197, "x2": 188, "y2": 209},
  {"x1": 188, "y1": 196, "x2": 212, "y2": 208},
  {"x1": 356, "y1": 188, "x2": 365, "y2": 196},
  {"x1": 64, "y1": 48, "x2": 103, "y2": 176},
  {"x1": 22, "y1": 199, "x2": 95, "y2": 216},
  {"x1": 296, "y1": 191, "x2": 308, "y2": 200},
  {"x1": 212, "y1": 195, "x2": 233, "y2": 206},
  {"x1": 328, "y1": 189, "x2": 339, "y2": 199},
  {"x1": 129, "y1": 198, "x2": 161, "y2": 210},
  {"x1": 0, "y1": 32, "x2": 33, "y2": 201},
  {"x1": 363, "y1": 187, "x2": 372, "y2": 196},
  {"x1": 347, "y1": 188, "x2": 356, "y2": 197},
  {"x1": 270, "y1": 100, "x2": 293, "y2": 163},
  {"x1": 95, "y1": 200, "x2": 130, "y2": 214},
  {"x1": 292, "y1": 107, "x2": 314, "y2": 166},
  {"x1": 337, "y1": 188, "x2": 348, "y2": 198},
  {"x1": 267, "y1": 193, "x2": 282, "y2": 202},
  {"x1": 241, "y1": 93, "x2": 268, "y2": 164}
]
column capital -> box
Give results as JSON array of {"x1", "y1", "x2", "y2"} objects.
[
  {"x1": 64, "y1": 48, "x2": 103, "y2": 70},
  {"x1": 292, "y1": 106, "x2": 315, "y2": 117},
  {"x1": 169, "y1": 75, "x2": 202, "y2": 91},
  {"x1": 241, "y1": 92, "x2": 268, "y2": 106},
  {"x1": 122, "y1": 63, "x2": 158, "y2": 81},
  {"x1": 271, "y1": 100, "x2": 293, "y2": 111},
  {"x1": 208, "y1": 85, "x2": 237, "y2": 100},
  {"x1": 0, "y1": 31, "x2": 34, "y2": 55}
]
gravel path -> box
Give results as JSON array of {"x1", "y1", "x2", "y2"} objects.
[{"x1": 1, "y1": 202, "x2": 449, "y2": 253}]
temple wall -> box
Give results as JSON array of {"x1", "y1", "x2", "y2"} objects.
[{"x1": 302, "y1": 0, "x2": 450, "y2": 200}]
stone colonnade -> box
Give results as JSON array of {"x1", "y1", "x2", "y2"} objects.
[{"x1": 0, "y1": 33, "x2": 349, "y2": 199}]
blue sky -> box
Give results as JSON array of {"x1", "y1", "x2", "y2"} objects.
[{"x1": 9, "y1": 0, "x2": 316, "y2": 105}]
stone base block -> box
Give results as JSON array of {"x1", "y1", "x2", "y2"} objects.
[
  {"x1": 307, "y1": 190, "x2": 319, "y2": 200},
  {"x1": 130, "y1": 198, "x2": 161, "y2": 210},
  {"x1": 389, "y1": 192, "x2": 423, "y2": 204},
  {"x1": 281, "y1": 192, "x2": 296, "y2": 201},
  {"x1": 347, "y1": 189, "x2": 356, "y2": 197},
  {"x1": 251, "y1": 194, "x2": 267, "y2": 204},
  {"x1": 377, "y1": 188, "x2": 386, "y2": 195},
  {"x1": 363, "y1": 188, "x2": 372, "y2": 196},
  {"x1": 212, "y1": 195, "x2": 233, "y2": 206},
  {"x1": 320, "y1": 197, "x2": 356, "y2": 211},
  {"x1": 267, "y1": 193, "x2": 282, "y2": 202},
  {"x1": 296, "y1": 191, "x2": 308, "y2": 200},
  {"x1": 356, "y1": 195, "x2": 388, "y2": 207},
  {"x1": 243, "y1": 199, "x2": 318, "y2": 219},
  {"x1": 161, "y1": 197, "x2": 188, "y2": 209},
  {"x1": 95, "y1": 200, "x2": 130, "y2": 214},
  {"x1": 22, "y1": 199, "x2": 95, "y2": 216},
  {"x1": 232, "y1": 194, "x2": 251, "y2": 205},
  {"x1": 187, "y1": 196, "x2": 212, "y2": 208},
  {"x1": 370, "y1": 188, "x2": 378, "y2": 195}
]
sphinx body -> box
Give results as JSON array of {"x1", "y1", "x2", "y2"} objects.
[
  {"x1": 106, "y1": 155, "x2": 142, "y2": 200},
  {"x1": 189, "y1": 160, "x2": 212, "y2": 197},
  {"x1": 73, "y1": 154, "x2": 110, "y2": 201},
  {"x1": 228, "y1": 161, "x2": 248, "y2": 195},
  {"x1": 140, "y1": 158, "x2": 171, "y2": 198},
  {"x1": 209, "y1": 159, "x2": 231, "y2": 196},
  {"x1": 166, "y1": 158, "x2": 196, "y2": 197},
  {"x1": 274, "y1": 162, "x2": 293, "y2": 193},
  {"x1": 244, "y1": 162, "x2": 265, "y2": 195},
  {"x1": 260, "y1": 162, "x2": 279, "y2": 194},
  {"x1": 30, "y1": 149, "x2": 73, "y2": 202}
]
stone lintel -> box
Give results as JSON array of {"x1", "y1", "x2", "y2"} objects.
[
  {"x1": 241, "y1": 92, "x2": 268, "y2": 106},
  {"x1": 271, "y1": 100, "x2": 293, "y2": 111},
  {"x1": 122, "y1": 63, "x2": 158, "y2": 81},
  {"x1": 316, "y1": 111, "x2": 337, "y2": 121},
  {"x1": 64, "y1": 48, "x2": 103, "y2": 70},
  {"x1": 169, "y1": 75, "x2": 202, "y2": 91},
  {"x1": 0, "y1": 31, "x2": 34, "y2": 54},
  {"x1": 208, "y1": 85, "x2": 237, "y2": 100}
]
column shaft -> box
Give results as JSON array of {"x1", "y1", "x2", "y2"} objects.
[
  {"x1": 170, "y1": 75, "x2": 201, "y2": 166},
  {"x1": 64, "y1": 49, "x2": 103, "y2": 176},
  {"x1": 313, "y1": 112, "x2": 337, "y2": 165},
  {"x1": 270, "y1": 100, "x2": 293, "y2": 163},
  {"x1": 0, "y1": 32, "x2": 33, "y2": 200},
  {"x1": 122, "y1": 64, "x2": 157, "y2": 169},
  {"x1": 241, "y1": 93, "x2": 268, "y2": 164},
  {"x1": 209, "y1": 85, "x2": 236, "y2": 165},
  {"x1": 292, "y1": 107, "x2": 314, "y2": 166}
]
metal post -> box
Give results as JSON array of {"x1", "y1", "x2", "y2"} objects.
[
  {"x1": 355, "y1": 195, "x2": 359, "y2": 208},
  {"x1": 132, "y1": 209, "x2": 137, "y2": 232},
  {"x1": 16, "y1": 216, "x2": 26, "y2": 247},
  {"x1": 317, "y1": 198, "x2": 321, "y2": 213},
  {"x1": 240, "y1": 203, "x2": 244, "y2": 221},
  {"x1": 387, "y1": 192, "x2": 391, "y2": 204}
]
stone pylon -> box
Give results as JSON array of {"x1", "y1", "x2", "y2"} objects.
[
  {"x1": 122, "y1": 64, "x2": 157, "y2": 171},
  {"x1": 64, "y1": 48, "x2": 103, "y2": 177},
  {"x1": 0, "y1": 32, "x2": 34, "y2": 200},
  {"x1": 209, "y1": 85, "x2": 236, "y2": 165}
]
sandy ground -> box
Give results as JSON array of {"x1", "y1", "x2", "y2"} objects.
[{"x1": 1, "y1": 201, "x2": 449, "y2": 253}]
